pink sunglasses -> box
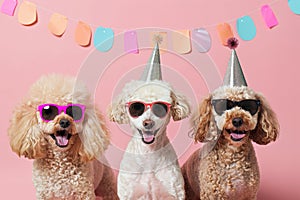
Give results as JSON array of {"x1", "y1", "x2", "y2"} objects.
[
  {"x1": 37, "y1": 103, "x2": 85, "y2": 122},
  {"x1": 126, "y1": 101, "x2": 171, "y2": 118}
]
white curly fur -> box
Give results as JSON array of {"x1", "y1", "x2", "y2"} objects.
[
  {"x1": 8, "y1": 74, "x2": 118, "y2": 200},
  {"x1": 109, "y1": 80, "x2": 190, "y2": 200},
  {"x1": 182, "y1": 86, "x2": 279, "y2": 199}
]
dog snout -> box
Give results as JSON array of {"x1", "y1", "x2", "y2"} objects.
[
  {"x1": 59, "y1": 119, "x2": 70, "y2": 128},
  {"x1": 143, "y1": 119, "x2": 155, "y2": 129},
  {"x1": 232, "y1": 117, "x2": 243, "y2": 127}
]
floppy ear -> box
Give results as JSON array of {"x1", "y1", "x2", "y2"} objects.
[
  {"x1": 78, "y1": 107, "x2": 110, "y2": 162},
  {"x1": 8, "y1": 101, "x2": 47, "y2": 159},
  {"x1": 250, "y1": 93, "x2": 279, "y2": 145},
  {"x1": 193, "y1": 94, "x2": 218, "y2": 143},
  {"x1": 108, "y1": 93, "x2": 129, "y2": 124},
  {"x1": 170, "y1": 91, "x2": 191, "y2": 121}
]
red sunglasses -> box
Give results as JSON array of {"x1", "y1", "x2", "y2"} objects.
[
  {"x1": 126, "y1": 101, "x2": 171, "y2": 118},
  {"x1": 37, "y1": 103, "x2": 85, "y2": 122}
]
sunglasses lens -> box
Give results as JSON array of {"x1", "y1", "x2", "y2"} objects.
[
  {"x1": 41, "y1": 105, "x2": 59, "y2": 121},
  {"x1": 212, "y1": 99, "x2": 228, "y2": 115},
  {"x1": 66, "y1": 106, "x2": 83, "y2": 121},
  {"x1": 239, "y1": 100, "x2": 259, "y2": 115},
  {"x1": 152, "y1": 103, "x2": 169, "y2": 118},
  {"x1": 212, "y1": 99, "x2": 260, "y2": 116},
  {"x1": 129, "y1": 102, "x2": 145, "y2": 117}
]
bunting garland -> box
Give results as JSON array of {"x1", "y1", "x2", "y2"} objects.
[
  {"x1": 75, "y1": 21, "x2": 92, "y2": 47},
  {"x1": 0, "y1": 0, "x2": 17, "y2": 16},
  {"x1": 236, "y1": 16, "x2": 257, "y2": 41},
  {"x1": 192, "y1": 28, "x2": 211, "y2": 53},
  {"x1": 93, "y1": 27, "x2": 114, "y2": 52},
  {"x1": 172, "y1": 30, "x2": 192, "y2": 54},
  {"x1": 261, "y1": 5, "x2": 279, "y2": 28},
  {"x1": 124, "y1": 30, "x2": 139, "y2": 54},
  {"x1": 17, "y1": 1, "x2": 37, "y2": 26},
  {"x1": 1, "y1": 0, "x2": 300, "y2": 53},
  {"x1": 48, "y1": 13, "x2": 68, "y2": 37},
  {"x1": 288, "y1": 0, "x2": 300, "y2": 14},
  {"x1": 217, "y1": 23, "x2": 234, "y2": 46}
]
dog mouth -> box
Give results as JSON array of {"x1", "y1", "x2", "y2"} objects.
[
  {"x1": 138, "y1": 129, "x2": 160, "y2": 144},
  {"x1": 50, "y1": 130, "x2": 72, "y2": 148},
  {"x1": 225, "y1": 129, "x2": 249, "y2": 142}
]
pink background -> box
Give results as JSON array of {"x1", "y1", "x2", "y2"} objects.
[{"x1": 1, "y1": 0, "x2": 299, "y2": 199}]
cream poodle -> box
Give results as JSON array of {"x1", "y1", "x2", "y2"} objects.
[
  {"x1": 8, "y1": 74, "x2": 118, "y2": 200},
  {"x1": 109, "y1": 79, "x2": 190, "y2": 200},
  {"x1": 181, "y1": 85, "x2": 279, "y2": 199}
]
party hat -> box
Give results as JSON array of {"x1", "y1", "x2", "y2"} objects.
[
  {"x1": 140, "y1": 42, "x2": 162, "y2": 81},
  {"x1": 223, "y1": 38, "x2": 247, "y2": 87}
]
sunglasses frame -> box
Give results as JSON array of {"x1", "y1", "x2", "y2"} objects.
[
  {"x1": 37, "y1": 103, "x2": 86, "y2": 122},
  {"x1": 211, "y1": 99, "x2": 260, "y2": 116},
  {"x1": 125, "y1": 101, "x2": 172, "y2": 118}
]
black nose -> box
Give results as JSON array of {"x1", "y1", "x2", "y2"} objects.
[
  {"x1": 232, "y1": 117, "x2": 243, "y2": 127},
  {"x1": 143, "y1": 119, "x2": 155, "y2": 129},
  {"x1": 59, "y1": 119, "x2": 70, "y2": 128}
]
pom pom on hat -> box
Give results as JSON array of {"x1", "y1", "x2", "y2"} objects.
[{"x1": 226, "y1": 37, "x2": 239, "y2": 49}]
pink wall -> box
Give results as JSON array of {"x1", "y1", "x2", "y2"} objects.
[{"x1": 1, "y1": 0, "x2": 299, "y2": 199}]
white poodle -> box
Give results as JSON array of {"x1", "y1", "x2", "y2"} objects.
[
  {"x1": 110, "y1": 80, "x2": 190, "y2": 200},
  {"x1": 8, "y1": 74, "x2": 118, "y2": 200},
  {"x1": 109, "y1": 44, "x2": 190, "y2": 199}
]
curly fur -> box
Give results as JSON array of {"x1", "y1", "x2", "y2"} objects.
[
  {"x1": 182, "y1": 86, "x2": 279, "y2": 199},
  {"x1": 109, "y1": 80, "x2": 190, "y2": 200},
  {"x1": 8, "y1": 74, "x2": 118, "y2": 200}
]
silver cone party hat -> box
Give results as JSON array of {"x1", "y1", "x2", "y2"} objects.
[
  {"x1": 223, "y1": 49, "x2": 248, "y2": 87},
  {"x1": 140, "y1": 43, "x2": 162, "y2": 81}
]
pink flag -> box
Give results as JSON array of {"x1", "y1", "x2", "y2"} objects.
[
  {"x1": 1, "y1": 0, "x2": 18, "y2": 16},
  {"x1": 261, "y1": 5, "x2": 278, "y2": 29},
  {"x1": 124, "y1": 30, "x2": 139, "y2": 54}
]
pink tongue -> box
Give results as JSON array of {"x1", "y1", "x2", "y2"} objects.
[
  {"x1": 56, "y1": 135, "x2": 69, "y2": 146},
  {"x1": 230, "y1": 133, "x2": 246, "y2": 139},
  {"x1": 143, "y1": 134, "x2": 155, "y2": 143}
]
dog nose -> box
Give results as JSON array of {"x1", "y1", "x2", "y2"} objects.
[
  {"x1": 143, "y1": 119, "x2": 155, "y2": 129},
  {"x1": 232, "y1": 117, "x2": 243, "y2": 127},
  {"x1": 59, "y1": 119, "x2": 70, "y2": 128}
]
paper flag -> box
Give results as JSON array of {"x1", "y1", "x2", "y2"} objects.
[
  {"x1": 236, "y1": 16, "x2": 257, "y2": 41},
  {"x1": 192, "y1": 28, "x2": 211, "y2": 53},
  {"x1": 261, "y1": 5, "x2": 278, "y2": 29},
  {"x1": 150, "y1": 32, "x2": 167, "y2": 53},
  {"x1": 94, "y1": 27, "x2": 114, "y2": 52},
  {"x1": 48, "y1": 13, "x2": 68, "y2": 37},
  {"x1": 18, "y1": 1, "x2": 37, "y2": 26},
  {"x1": 288, "y1": 0, "x2": 300, "y2": 14},
  {"x1": 124, "y1": 30, "x2": 139, "y2": 54},
  {"x1": 75, "y1": 21, "x2": 92, "y2": 47},
  {"x1": 217, "y1": 23, "x2": 234, "y2": 46},
  {"x1": 172, "y1": 30, "x2": 191, "y2": 54},
  {"x1": 0, "y1": 0, "x2": 17, "y2": 16}
]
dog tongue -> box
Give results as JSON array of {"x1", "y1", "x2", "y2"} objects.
[
  {"x1": 56, "y1": 135, "x2": 69, "y2": 146},
  {"x1": 143, "y1": 134, "x2": 155, "y2": 143},
  {"x1": 230, "y1": 133, "x2": 246, "y2": 139}
]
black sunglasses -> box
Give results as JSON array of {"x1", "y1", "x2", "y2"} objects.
[{"x1": 211, "y1": 99, "x2": 260, "y2": 115}]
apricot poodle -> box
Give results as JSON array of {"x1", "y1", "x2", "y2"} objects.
[
  {"x1": 181, "y1": 85, "x2": 279, "y2": 199},
  {"x1": 8, "y1": 74, "x2": 118, "y2": 200}
]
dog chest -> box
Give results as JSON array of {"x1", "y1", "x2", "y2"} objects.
[
  {"x1": 32, "y1": 158, "x2": 94, "y2": 199},
  {"x1": 199, "y1": 148, "x2": 260, "y2": 199}
]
